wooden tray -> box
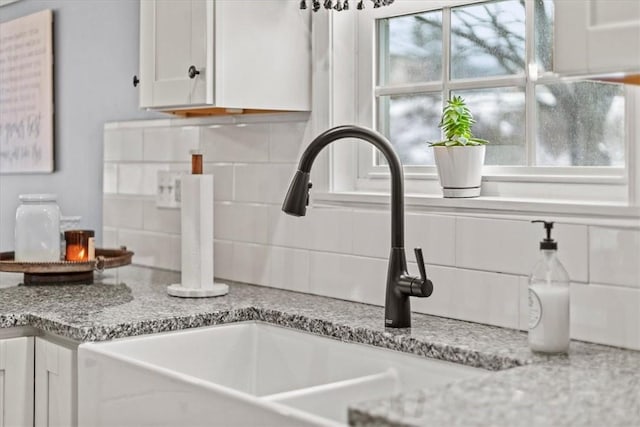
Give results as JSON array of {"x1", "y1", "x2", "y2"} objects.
[{"x1": 0, "y1": 247, "x2": 134, "y2": 284}]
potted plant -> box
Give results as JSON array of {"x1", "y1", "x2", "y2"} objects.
[{"x1": 429, "y1": 96, "x2": 489, "y2": 198}]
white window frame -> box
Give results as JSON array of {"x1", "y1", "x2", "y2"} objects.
[
  {"x1": 309, "y1": 0, "x2": 640, "y2": 220},
  {"x1": 361, "y1": 0, "x2": 636, "y2": 202}
]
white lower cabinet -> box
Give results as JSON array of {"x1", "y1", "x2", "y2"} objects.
[
  {"x1": 0, "y1": 337, "x2": 34, "y2": 427},
  {"x1": 35, "y1": 337, "x2": 76, "y2": 427}
]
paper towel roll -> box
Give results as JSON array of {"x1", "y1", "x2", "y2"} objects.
[
  {"x1": 181, "y1": 174, "x2": 213, "y2": 288},
  {"x1": 167, "y1": 174, "x2": 228, "y2": 297}
]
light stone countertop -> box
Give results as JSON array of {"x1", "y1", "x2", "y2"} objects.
[{"x1": 1, "y1": 266, "x2": 638, "y2": 426}]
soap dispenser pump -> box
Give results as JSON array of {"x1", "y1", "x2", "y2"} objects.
[{"x1": 528, "y1": 220, "x2": 570, "y2": 354}]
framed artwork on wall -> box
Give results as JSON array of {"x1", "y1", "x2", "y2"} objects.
[{"x1": 0, "y1": 9, "x2": 54, "y2": 174}]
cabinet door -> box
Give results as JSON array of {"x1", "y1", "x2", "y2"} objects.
[
  {"x1": 139, "y1": 0, "x2": 210, "y2": 108},
  {"x1": 35, "y1": 338, "x2": 76, "y2": 427},
  {"x1": 555, "y1": 0, "x2": 640, "y2": 75},
  {"x1": 0, "y1": 337, "x2": 34, "y2": 427},
  {"x1": 215, "y1": 0, "x2": 311, "y2": 111}
]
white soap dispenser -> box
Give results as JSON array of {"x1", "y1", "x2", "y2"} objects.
[{"x1": 528, "y1": 220, "x2": 570, "y2": 354}]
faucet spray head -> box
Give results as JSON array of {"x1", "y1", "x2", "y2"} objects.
[{"x1": 282, "y1": 170, "x2": 311, "y2": 217}]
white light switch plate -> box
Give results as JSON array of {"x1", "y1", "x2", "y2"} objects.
[{"x1": 156, "y1": 171, "x2": 184, "y2": 209}]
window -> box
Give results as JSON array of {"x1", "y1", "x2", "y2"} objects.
[{"x1": 352, "y1": 0, "x2": 635, "y2": 204}]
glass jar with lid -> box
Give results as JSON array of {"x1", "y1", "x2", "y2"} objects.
[{"x1": 15, "y1": 194, "x2": 61, "y2": 262}]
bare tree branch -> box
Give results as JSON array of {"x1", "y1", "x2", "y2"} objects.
[{"x1": 401, "y1": 1, "x2": 621, "y2": 166}]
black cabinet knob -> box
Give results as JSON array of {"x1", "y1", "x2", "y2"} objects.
[
  {"x1": 133, "y1": 75, "x2": 140, "y2": 87},
  {"x1": 188, "y1": 65, "x2": 200, "y2": 79}
]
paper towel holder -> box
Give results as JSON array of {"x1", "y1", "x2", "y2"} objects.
[
  {"x1": 167, "y1": 282, "x2": 228, "y2": 298},
  {"x1": 168, "y1": 151, "x2": 229, "y2": 298}
]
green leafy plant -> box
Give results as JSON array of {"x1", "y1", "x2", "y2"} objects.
[{"x1": 429, "y1": 96, "x2": 489, "y2": 147}]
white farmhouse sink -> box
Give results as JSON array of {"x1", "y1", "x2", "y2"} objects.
[{"x1": 78, "y1": 322, "x2": 483, "y2": 426}]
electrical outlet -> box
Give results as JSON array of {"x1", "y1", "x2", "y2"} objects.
[{"x1": 156, "y1": 171, "x2": 184, "y2": 208}]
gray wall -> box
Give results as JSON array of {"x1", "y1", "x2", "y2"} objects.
[{"x1": 0, "y1": 0, "x2": 162, "y2": 250}]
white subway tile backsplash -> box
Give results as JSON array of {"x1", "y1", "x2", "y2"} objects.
[
  {"x1": 143, "y1": 164, "x2": 171, "y2": 196},
  {"x1": 142, "y1": 201, "x2": 181, "y2": 234},
  {"x1": 305, "y1": 207, "x2": 354, "y2": 254},
  {"x1": 103, "y1": 164, "x2": 118, "y2": 194},
  {"x1": 352, "y1": 210, "x2": 389, "y2": 259},
  {"x1": 270, "y1": 205, "x2": 355, "y2": 254},
  {"x1": 202, "y1": 164, "x2": 234, "y2": 201},
  {"x1": 308, "y1": 252, "x2": 386, "y2": 306},
  {"x1": 269, "y1": 122, "x2": 308, "y2": 162},
  {"x1": 201, "y1": 124, "x2": 270, "y2": 163},
  {"x1": 456, "y1": 217, "x2": 525, "y2": 274},
  {"x1": 458, "y1": 269, "x2": 520, "y2": 329},
  {"x1": 143, "y1": 127, "x2": 199, "y2": 162},
  {"x1": 456, "y1": 218, "x2": 588, "y2": 282},
  {"x1": 103, "y1": 118, "x2": 640, "y2": 351},
  {"x1": 119, "y1": 229, "x2": 180, "y2": 271},
  {"x1": 214, "y1": 202, "x2": 269, "y2": 244},
  {"x1": 231, "y1": 242, "x2": 271, "y2": 286},
  {"x1": 214, "y1": 240, "x2": 234, "y2": 281},
  {"x1": 102, "y1": 227, "x2": 119, "y2": 248},
  {"x1": 572, "y1": 282, "x2": 640, "y2": 350},
  {"x1": 412, "y1": 267, "x2": 520, "y2": 329},
  {"x1": 104, "y1": 128, "x2": 143, "y2": 161},
  {"x1": 589, "y1": 227, "x2": 640, "y2": 288},
  {"x1": 269, "y1": 246, "x2": 310, "y2": 292},
  {"x1": 103, "y1": 130, "x2": 120, "y2": 161},
  {"x1": 234, "y1": 163, "x2": 296, "y2": 204},
  {"x1": 103, "y1": 197, "x2": 144, "y2": 229},
  {"x1": 117, "y1": 163, "x2": 170, "y2": 197},
  {"x1": 406, "y1": 213, "x2": 456, "y2": 267},
  {"x1": 213, "y1": 202, "x2": 235, "y2": 241},
  {"x1": 268, "y1": 205, "x2": 310, "y2": 249},
  {"x1": 410, "y1": 265, "x2": 458, "y2": 319},
  {"x1": 331, "y1": 210, "x2": 456, "y2": 263},
  {"x1": 117, "y1": 164, "x2": 144, "y2": 195},
  {"x1": 554, "y1": 224, "x2": 589, "y2": 283}
]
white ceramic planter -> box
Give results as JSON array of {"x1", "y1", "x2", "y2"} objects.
[{"x1": 433, "y1": 145, "x2": 486, "y2": 198}]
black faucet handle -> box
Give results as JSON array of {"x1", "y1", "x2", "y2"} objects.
[
  {"x1": 414, "y1": 247, "x2": 427, "y2": 281},
  {"x1": 411, "y1": 247, "x2": 433, "y2": 298}
]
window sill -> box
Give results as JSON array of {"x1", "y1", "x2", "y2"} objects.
[
  {"x1": 313, "y1": 191, "x2": 640, "y2": 228},
  {"x1": 366, "y1": 170, "x2": 626, "y2": 185}
]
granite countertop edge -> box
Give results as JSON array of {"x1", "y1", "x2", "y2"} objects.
[{"x1": 2, "y1": 306, "x2": 528, "y2": 372}]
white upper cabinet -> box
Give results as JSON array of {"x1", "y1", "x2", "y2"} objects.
[
  {"x1": 139, "y1": 0, "x2": 208, "y2": 108},
  {"x1": 554, "y1": 0, "x2": 640, "y2": 77},
  {"x1": 138, "y1": 0, "x2": 311, "y2": 112}
]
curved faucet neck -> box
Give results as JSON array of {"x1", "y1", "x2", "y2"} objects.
[{"x1": 297, "y1": 125, "x2": 405, "y2": 249}]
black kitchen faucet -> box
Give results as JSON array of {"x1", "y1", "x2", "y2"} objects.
[{"x1": 282, "y1": 125, "x2": 433, "y2": 328}]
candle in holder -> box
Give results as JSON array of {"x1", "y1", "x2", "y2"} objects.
[{"x1": 64, "y1": 230, "x2": 95, "y2": 261}]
